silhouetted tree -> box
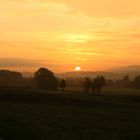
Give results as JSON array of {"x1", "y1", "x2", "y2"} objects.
[
  {"x1": 83, "y1": 77, "x2": 91, "y2": 94},
  {"x1": 91, "y1": 75, "x2": 106, "y2": 94},
  {"x1": 34, "y1": 68, "x2": 58, "y2": 91},
  {"x1": 122, "y1": 75, "x2": 130, "y2": 87},
  {"x1": 134, "y1": 75, "x2": 140, "y2": 89},
  {"x1": 0, "y1": 70, "x2": 23, "y2": 87},
  {"x1": 115, "y1": 75, "x2": 131, "y2": 88},
  {"x1": 98, "y1": 75, "x2": 106, "y2": 94},
  {"x1": 60, "y1": 79, "x2": 66, "y2": 91}
]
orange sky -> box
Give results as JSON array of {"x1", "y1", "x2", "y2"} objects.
[{"x1": 0, "y1": 0, "x2": 140, "y2": 72}]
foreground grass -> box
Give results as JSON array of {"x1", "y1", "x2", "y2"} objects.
[{"x1": 0, "y1": 89, "x2": 140, "y2": 140}]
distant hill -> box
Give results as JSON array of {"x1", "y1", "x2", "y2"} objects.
[
  {"x1": 22, "y1": 65, "x2": 140, "y2": 80},
  {"x1": 112, "y1": 65, "x2": 140, "y2": 72},
  {"x1": 56, "y1": 65, "x2": 140, "y2": 80},
  {"x1": 56, "y1": 71, "x2": 124, "y2": 80}
]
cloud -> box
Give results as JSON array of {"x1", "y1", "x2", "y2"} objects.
[
  {"x1": 0, "y1": 57, "x2": 81, "y2": 72},
  {"x1": 0, "y1": 58, "x2": 60, "y2": 68},
  {"x1": 0, "y1": 0, "x2": 74, "y2": 16},
  {"x1": 1, "y1": 0, "x2": 140, "y2": 17},
  {"x1": 0, "y1": 0, "x2": 140, "y2": 72},
  {"x1": 51, "y1": 0, "x2": 140, "y2": 17},
  {"x1": 0, "y1": 58, "x2": 38, "y2": 67}
]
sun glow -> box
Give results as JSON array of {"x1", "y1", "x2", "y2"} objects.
[
  {"x1": 74, "y1": 66, "x2": 81, "y2": 71},
  {"x1": 58, "y1": 33, "x2": 93, "y2": 43}
]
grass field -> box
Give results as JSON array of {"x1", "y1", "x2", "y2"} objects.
[{"x1": 0, "y1": 88, "x2": 140, "y2": 140}]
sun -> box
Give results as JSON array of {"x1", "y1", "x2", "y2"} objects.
[{"x1": 74, "y1": 66, "x2": 81, "y2": 71}]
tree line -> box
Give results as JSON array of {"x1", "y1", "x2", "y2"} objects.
[{"x1": 0, "y1": 68, "x2": 140, "y2": 92}]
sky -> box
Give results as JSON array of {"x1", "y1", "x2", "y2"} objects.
[{"x1": 0, "y1": 0, "x2": 140, "y2": 72}]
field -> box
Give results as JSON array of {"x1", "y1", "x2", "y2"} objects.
[{"x1": 0, "y1": 88, "x2": 140, "y2": 140}]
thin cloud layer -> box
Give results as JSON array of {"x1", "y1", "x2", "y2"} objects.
[{"x1": 0, "y1": 0, "x2": 140, "y2": 72}]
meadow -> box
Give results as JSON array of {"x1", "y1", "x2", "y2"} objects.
[{"x1": 0, "y1": 88, "x2": 140, "y2": 140}]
